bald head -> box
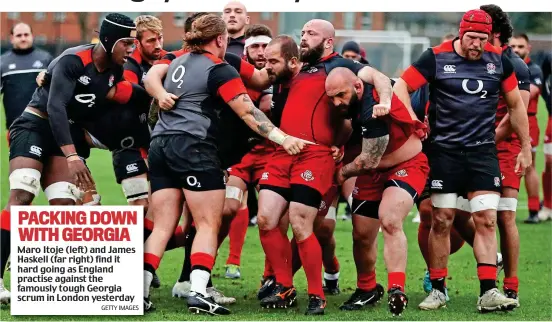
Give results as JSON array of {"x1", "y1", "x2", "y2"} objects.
[
  {"x1": 300, "y1": 19, "x2": 335, "y2": 65},
  {"x1": 10, "y1": 23, "x2": 33, "y2": 50},
  {"x1": 222, "y1": 1, "x2": 249, "y2": 37},
  {"x1": 305, "y1": 19, "x2": 335, "y2": 38},
  {"x1": 325, "y1": 67, "x2": 363, "y2": 116}
]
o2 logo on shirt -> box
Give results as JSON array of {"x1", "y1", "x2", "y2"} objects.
[
  {"x1": 75, "y1": 93, "x2": 96, "y2": 107},
  {"x1": 461, "y1": 79, "x2": 487, "y2": 98},
  {"x1": 171, "y1": 65, "x2": 186, "y2": 89}
]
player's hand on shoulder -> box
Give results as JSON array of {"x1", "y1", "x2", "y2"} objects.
[
  {"x1": 158, "y1": 91, "x2": 179, "y2": 111},
  {"x1": 372, "y1": 102, "x2": 391, "y2": 118}
]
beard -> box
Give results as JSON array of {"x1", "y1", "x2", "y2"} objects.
[
  {"x1": 300, "y1": 41, "x2": 325, "y2": 65},
  {"x1": 246, "y1": 53, "x2": 266, "y2": 70},
  {"x1": 268, "y1": 66, "x2": 293, "y2": 84},
  {"x1": 460, "y1": 40, "x2": 483, "y2": 61}
]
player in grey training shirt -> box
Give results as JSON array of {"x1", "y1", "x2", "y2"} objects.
[
  {"x1": 142, "y1": 14, "x2": 306, "y2": 316},
  {"x1": 1, "y1": 23, "x2": 52, "y2": 130}
]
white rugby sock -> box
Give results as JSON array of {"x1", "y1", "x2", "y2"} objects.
[
  {"x1": 144, "y1": 270, "x2": 153, "y2": 298},
  {"x1": 190, "y1": 269, "x2": 211, "y2": 297}
]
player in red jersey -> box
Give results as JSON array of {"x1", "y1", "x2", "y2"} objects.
[
  {"x1": 328, "y1": 67, "x2": 429, "y2": 316},
  {"x1": 256, "y1": 19, "x2": 393, "y2": 315},
  {"x1": 510, "y1": 33, "x2": 545, "y2": 223},
  {"x1": 223, "y1": 24, "x2": 274, "y2": 279}
]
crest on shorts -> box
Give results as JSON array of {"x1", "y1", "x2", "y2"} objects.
[
  {"x1": 395, "y1": 169, "x2": 408, "y2": 177},
  {"x1": 261, "y1": 172, "x2": 269, "y2": 180},
  {"x1": 301, "y1": 170, "x2": 314, "y2": 182},
  {"x1": 494, "y1": 176, "x2": 501, "y2": 187},
  {"x1": 109, "y1": 74, "x2": 115, "y2": 87},
  {"x1": 486, "y1": 63, "x2": 496, "y2": 75}
]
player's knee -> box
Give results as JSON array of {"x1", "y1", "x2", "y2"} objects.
[
  {"x1": 431, "y1": 208, "x2": 455, "y2": 233},
  {"x1": 497, "y1": 210, "x2": 516, "y2": 227},
  {"x1": 418, "y1": 199, "x2": 433, "y2": 228},
  {"x1": 256, "y1": 212, "x2": 274, "y2": 231},
  {"x1": 380, "y1": 214, "x2": 403, "y2": 236},
  {"x1": 222, "y1": 199, "x2": 240, "y2": 218},
  {"x1": 10, "y1": 190, "x2": 35, "y2": 206},
  {"x1": 49, "y1": 198, "x2": 75, "y2": 206}
]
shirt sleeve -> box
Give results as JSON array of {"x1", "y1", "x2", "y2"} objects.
[
  {"x1": 529, "y1": 64, "x2": 544, "y2": 87},
  {"x1": 224, "y1": 52, "x2": 255, "y2": 82},
  {"x1": 360, "y1": 86, "x2": 390, "y2": 139},
  {"x1": 47, "y1": 54, "x2": 84, "y2": 147},
  {"x1": 501, "y1": 55, "x2": 519, "y2": 94},
  {"x1": 207, "y1": 63, "x2": 248, "y2": 103},
  {"x1": 400, "y1": 48, "x2": 436, "y2": 91},
  {"x1": 156, "y1": 52, "x2": 176, "y2": 65},
  {"x1": 327, "y1": 57, "x2": 365, "y2": 75},
  {"x1": 123, "y1": 58, "x2": 142, "y2": 85},
  {"x1": 510, "y1": 55, "x2": 531, "y2": 92}
]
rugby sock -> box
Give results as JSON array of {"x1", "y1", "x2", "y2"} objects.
[
  {"x1": 388, "y1": 272, "x2": 406, "y2": 293},
  {"x1": 260, "y1": 227, "x2": 293, "y2": 287},
  {"x1": 296, "y1": 234, "x2": 325, "y2": 299},
  {"x1": 143, "y1": 218, "x2": 154, "y2": 243},
  {"x1": 263, "y1": 257, "x2": 275, "y2": 278},
  {"x1": 528, "y1": 196, "x2": 541, "y2": 215},
  {"x1": 178, "y1": 226, "x2": 196, "y2": 282},
  {"x1": 543, "y1": 165, "x2": 552, "y2": 209},
  {"x1": 190, "y1": 252, "x2": 215, "y2": 297},
  {"x1": 357, "y1": 271, "x2": 377, "y2": 292},
  {"x1": 143, "y1": 253, "x2": 160, "y2": 297},
  {"x1": 503, "y1": 276, "x2": 519, "y2": 293},
  {"x1": 226, "y1": 207, "x2": 249, "y2": 266},
  {"x1": 429, "y1": 268, "x2": 447, "y2": 294},
  {"x1": 324, "y1": 255, "x2": 340, "y2": 274},
  {"x1": 0, "y1": 210, "x2": 10, "y2": 279},
  {"x1": 477, "y1": 263, "x2": 497, "y2": 296}
]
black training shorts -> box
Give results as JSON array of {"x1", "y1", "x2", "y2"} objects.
[{"x1": 148, "y1": 134, "x2": 226, "y2": 193}]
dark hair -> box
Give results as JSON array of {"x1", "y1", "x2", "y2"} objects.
[
  {"x1": 184, "y1": 14, "x2": 226, "y2": 52},
  {"x1": 10, "y1": 22, "x2": 32, "y2": 35},
  {"x1": 269, "y1": 35, "x2": 299, "y2": 62},
  {"x1": 480, "y1": 4, "x2": 513, "y2": 44},
  {"x1": 184, "y1": 12, "x2": 209, "y2": 33},
  {"x1": 513, "y1": 32, "x2": 529, "y2": 43},
  {"x1": 245, "y1": 24, "x2": 272, "y2": 39}
]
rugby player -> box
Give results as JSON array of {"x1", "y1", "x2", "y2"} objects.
[
  {"x1": 510, "y1": 33, "x2": 545, "y2": 223},
  {"x1": 223, "y1": 24, "x2": 273, "y2": 280},
  {"x1": 538, "y1": 51, "x2": 552, "y2": 221},
  {"x1": 1, "y1": 23, "x2": 52, "y2": 132},
  {"x1": 256, "y1": 19, "x2": 393, "y2": 315},
  {"x1": 222, "y1": 1, "x2": 250, "y2": 56},
  {"x1": 394, "y1": 9, "x2": 531, "y2": 312},
  {"x1": 221, "y1": 0, "x2": 260, "y2": 227},
  {"x1": 1, "y1": 13, "x2": 138, "y2": 305},
  {"x1": 142, "y1": 14, "x2": 306, "y2": 315},
  {"x1": 144, "y1": 13, "x2": 265, "y2": 305},
  {"x1": 329, "y1": 68, "x2": 429, "y2": 315}
]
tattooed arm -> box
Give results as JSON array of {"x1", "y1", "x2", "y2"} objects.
[
  {"x1": 226, "y1": 93, "x2": 307, "y2": 155},
  {"x1": 340, "y1": 135, "x2": 390, "y2": 178},
  {"x1": 357, "y1": 65, "x2": 393, "y2": 105}
]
